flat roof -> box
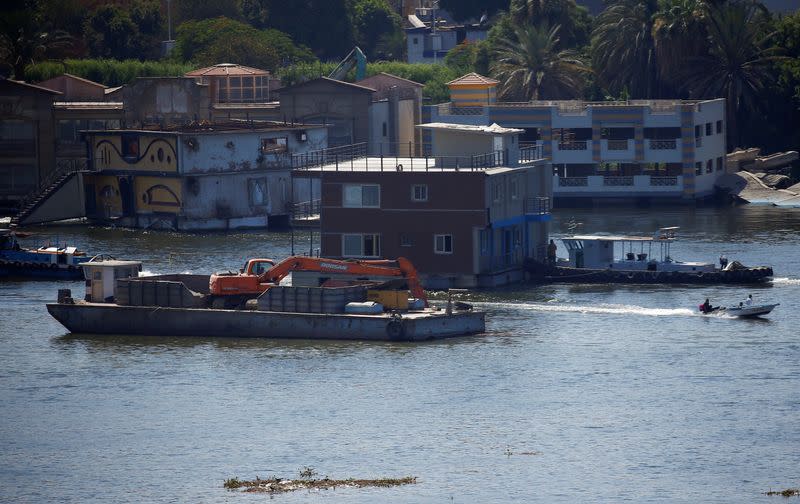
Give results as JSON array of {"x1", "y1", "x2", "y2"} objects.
[
  {"x1": 418, "y1": 122, "x2": 524, "y2": 135},
  {"x1": 565, "y1": 235, "x2": 672, "y2": 242},
  {"x1": 83, "y1": 260, "x2": 142, "y2": 268},
  {"x1": 84, "y1": 121, "x2": 326, "y2": 134},
  {"x1": 296, "y1": 156, "x2": 529, "y2": 174},
  {"x1": 54, "y1": 101, "x2": 123, "y2": 110}
]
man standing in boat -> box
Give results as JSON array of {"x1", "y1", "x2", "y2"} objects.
[{"x1": 547, "y1": 239, "x2": 557, "y2": 265}]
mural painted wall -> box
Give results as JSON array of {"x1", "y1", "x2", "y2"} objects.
[
  {"x1": 134, "y1": 176, "x2": 182, "y2": 214},
  {"x1": 93, "y1": 133, "x2": 178, "y2": 173},
  {"x1": 84, "y1": 174, "x2": 122, "y2": 218}
]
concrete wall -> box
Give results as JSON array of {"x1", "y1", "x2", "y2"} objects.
[
  {"x1": 123, "y1": 77, "x2": 211, "y2": 126},
  {"x1": 20, "y1": 171, "x2": 85, "y2": 225},
  {"x1": 37, "y1": 75, "x2": 106, "y2": 101},
  {"x1": 279, "y1": 79, "x2": 373, "y2": 146},
  {"x1": 0, "y1": 80, "x2": 58, "y2": 206}
]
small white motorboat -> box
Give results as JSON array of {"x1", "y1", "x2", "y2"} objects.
[
  {"x1": 700, "y1": 303, "x2": 779, "y2": 318},
  {"x1": 723, "y1": 303, "x2": 779, "y2": 318}
]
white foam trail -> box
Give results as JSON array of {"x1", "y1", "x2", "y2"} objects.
[
  {"x1": 477, "y1": 301, "x2": 696, "y2": 317},
  {"x1": 772, "y1": 277, "x2": 800, "y2": 286}
]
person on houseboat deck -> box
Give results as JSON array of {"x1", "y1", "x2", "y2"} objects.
[
  {"x1": 700, "y1": 298, "x2": 713, "y2": 313},
  {"x1": 547, "y1": 239, "x2": 557, "y2": 265},
  {"x1": 745, "y1": 294, "x2": 753, "y2": 306},
  {"x1": 719, "y1": 254, "x2": 728, "y2": 269}
]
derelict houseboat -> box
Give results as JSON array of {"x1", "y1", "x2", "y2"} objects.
[{"x1": 530, "y1": 227, "x2": 772, "y2": 284}]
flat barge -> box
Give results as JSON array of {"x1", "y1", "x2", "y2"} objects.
[{"x1": 47, "y1": 261, "x2": 484, "y2": 341}]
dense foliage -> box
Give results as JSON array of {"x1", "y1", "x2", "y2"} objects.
[{"x1": 2, "y1": 0, "x2": 797, "y2": 152}]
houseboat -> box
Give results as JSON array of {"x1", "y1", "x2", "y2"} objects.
[
  {"x1": 0, "y1": 230, "x2": 91, "y2": 279},
  {"x1": 528, "y1": 227, "x2": 773, "y2": 284}
]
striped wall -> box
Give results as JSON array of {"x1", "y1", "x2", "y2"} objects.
[
  {"x1": 450, "y1": 86, "x2": 496, "y2": 107},
  {"x1": 488, "y1": 107, "x2": 553, "y2": 158},
  {"x1": 591, "y1": 107, "x2": 644, "y2": 162},
  {"x1": 680, "y1": 104, "x2": 696, "y2": 198}
]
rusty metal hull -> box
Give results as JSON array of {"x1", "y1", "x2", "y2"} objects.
[{"x1": 46, "y1": 302, "x2": 485, "y2": 342}]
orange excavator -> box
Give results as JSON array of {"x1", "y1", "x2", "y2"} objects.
[{"x1": 209, "y1": 256, "x2": 427, "y2": 307}]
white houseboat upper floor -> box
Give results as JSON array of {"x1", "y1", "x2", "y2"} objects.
[
  {"x1": 560, "y1": 227, "x2": 717, "y2": 272},
  {"x1": 291, "y1": 122, "x2": 548, "y2": 173}
]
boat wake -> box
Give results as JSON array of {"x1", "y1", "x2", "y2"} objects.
[
  {"x1": 772, "y1": 277, "x2": 800, "y2": 286},
  {"x1": 477, "y1": 301, "x2": 696, "y2": 317}
]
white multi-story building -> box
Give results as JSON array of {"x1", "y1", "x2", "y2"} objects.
[
  {"x1": 405, "y1": 9, "x2": 488, "y2": 65},
  {"x1": 427, "y1": 73, "x2": 728, "y2": 202}
]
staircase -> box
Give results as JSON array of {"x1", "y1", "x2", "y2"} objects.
[{"x1": 11, "y1": 160, "x2": 87, "y2": 228}]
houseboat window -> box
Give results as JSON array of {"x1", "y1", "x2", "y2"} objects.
[
  {"x1": 716, "y1": 157, "x2": 723, "y2": 171},
  {"x1": 260, "y1": 137, "x2": 287, "y2": 153},
  {"x1": 705, "y1": 122, "x2": 712, "y2": 136},
  {"x1": 343, "y1": 233, "x2": 381, "y2": 257},
  {"x1": 400, "y1": 233, "x2": 413, "y2": 247},
  {"x1": 434, "y1": 234, "x2": 453, "y2": 254},
  {"x1": 343, "y1": 184, "x2": 380, "y2": 208},
  {"x1": 121, "y1": 134, "x2": 139, "y2": 159},
  {"x1": 716, "y1": 120, "x2": 723, "y2": 134},
  {"x1": 493, "y1": 181, "x2": 503, "y2": 201},
  {"x1": 694, "y1": 125, "x2": 702, "y2": 137},
  {"x1": 695, "y1": 162, "x2": 702, "y2": 175},
  {"x1": 509, "y1": 178, "x2": 518, "y2": 199},
  {"x1": 248, "y1": 178, "x2": 268, "y2": 206},
  {"x1": 411, "y1": 184, "x2": 428, "y2": 202},
  {"x1": 705, "y1": 159, "x2": 713, "y2": 173}
]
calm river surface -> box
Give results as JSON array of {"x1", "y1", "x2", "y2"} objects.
[{"x1": 1, "y1": 205, "x2": 799, "y2": 503}]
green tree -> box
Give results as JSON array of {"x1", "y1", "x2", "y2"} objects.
[
  {"x1": 511, "y1": 0, "x2": 592, "y2": 48},
  {"x1": 84, "y1": 1, "x2": 163, "y2": 61},
  {"x1": 438, "y1": 0, "x2": 510, "y2": 21},
  {"x1": 679, "y1": 1, "x2": 784, "y2": 147},
  {"x1": 491, "y1": 22, "x2": 590, "y2": 100},
  {"x1": 0, "y1": 0, "x2": 72, "y2": 79},
  {"x1": 175, "y1": 17, "x2": 314, "y2": 71},
  {"x1": 652, "y1": 0, "x2": 709, "y2": 94},
  {"x1": 351, "y1": 0, "x2": 403, "y2": 60},
  {"x1": 591, "y1": 0, "x2": 661, "y2": 98},
  {"x1": 174, "y1": 0, "x2": 242, "y2": 24},
  {"x1": 444, "y1": 41, "x2": 478, "y2": 74},
  {"x1": 253, "y1": 0, "x2": 355, "y2": 60}
]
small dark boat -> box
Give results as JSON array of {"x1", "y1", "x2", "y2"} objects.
[{"x1": 0, "y1": 230, "x2": 90, "y2": 279}]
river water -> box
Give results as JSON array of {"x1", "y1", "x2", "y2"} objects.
[{"x1": 1, "y1": 205, "x2": 799, "y2": 503}]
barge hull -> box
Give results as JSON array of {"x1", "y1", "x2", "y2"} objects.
[
  {"x1": 46, "y1": 303, "x2": 485, "y2": 342},
  {"x1": 537, "y1": 266, "x2": 773, "y2": 284}
]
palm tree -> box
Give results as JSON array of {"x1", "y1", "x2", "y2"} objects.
[
  {"x1": 679, "y1": 1, "x2": 784, "y2": 147},
  {"x1": 652, "y1": 0, "x2": 709, "y2": 94},
  {"x1": 591, "y1": 0, "x2": 661, "y2": 99},
  {"x1": 0, "y1": 4, "x2": 72, "y2": 80},
  {"x1": 491, "y1": 22, "x2": 590, "y2": 101}
]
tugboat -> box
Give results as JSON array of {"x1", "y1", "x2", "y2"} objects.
[
  {"x1": 0, "y1": 230, "x2": 91, "y2": 279},
  {"x1": 528, "y1": 227, "x2": 773, "y2": 284}
]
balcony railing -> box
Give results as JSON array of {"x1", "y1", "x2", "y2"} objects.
[
  {"x1": 607, "y1": 140, "x2": 629, "y2": 150},
  {"x1": 292, "y1": 143, "x2": 507, "y2": 172},
  {"x1": 559, "y1": 176, "x2": 588, "y2": 186},
  {"x1": 523, "y1": 196, "x2": 550, "y2": 215},
  {"x1": 436, "y1": 103, "x2": 486, "y2": 116},
  {"x1": 519, "y1": 144, "x2": 544, "y2": 163},
  {"x1": 650, "y1": 176, "x2": 678, "y2": 186},
  {"x1": 648, "y1": 139, "x2": 677, "y2": 150},
  {"x1": 557, "y1": 141, "x2": 588, "y2": 151},
  {"x1": 603, "y1": 176, "x2": 634, "y2": 186}
]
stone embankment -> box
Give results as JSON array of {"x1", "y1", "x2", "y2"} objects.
[{"x1": 718, "y1": 149, "x2": 799, "y2": 206}]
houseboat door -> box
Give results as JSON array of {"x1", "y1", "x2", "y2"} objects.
[
  {"x1": 119, "y1": 177, "x2": 135, "y2": 217},
  {"x1": 84, "y1": 184, "x2": 97, "y2": 216}
]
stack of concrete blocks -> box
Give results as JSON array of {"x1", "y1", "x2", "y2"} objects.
[{"x1": 257, "y1": 285, "x2": 367, "y2": 313}]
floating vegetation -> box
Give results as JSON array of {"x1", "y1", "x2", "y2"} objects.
[
  {"x1": 764, "y1": 488, "x2": 800, "y2": 497},
  {"x1": 224, "y1": 470, "x2": 417, "y2": 494}
]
